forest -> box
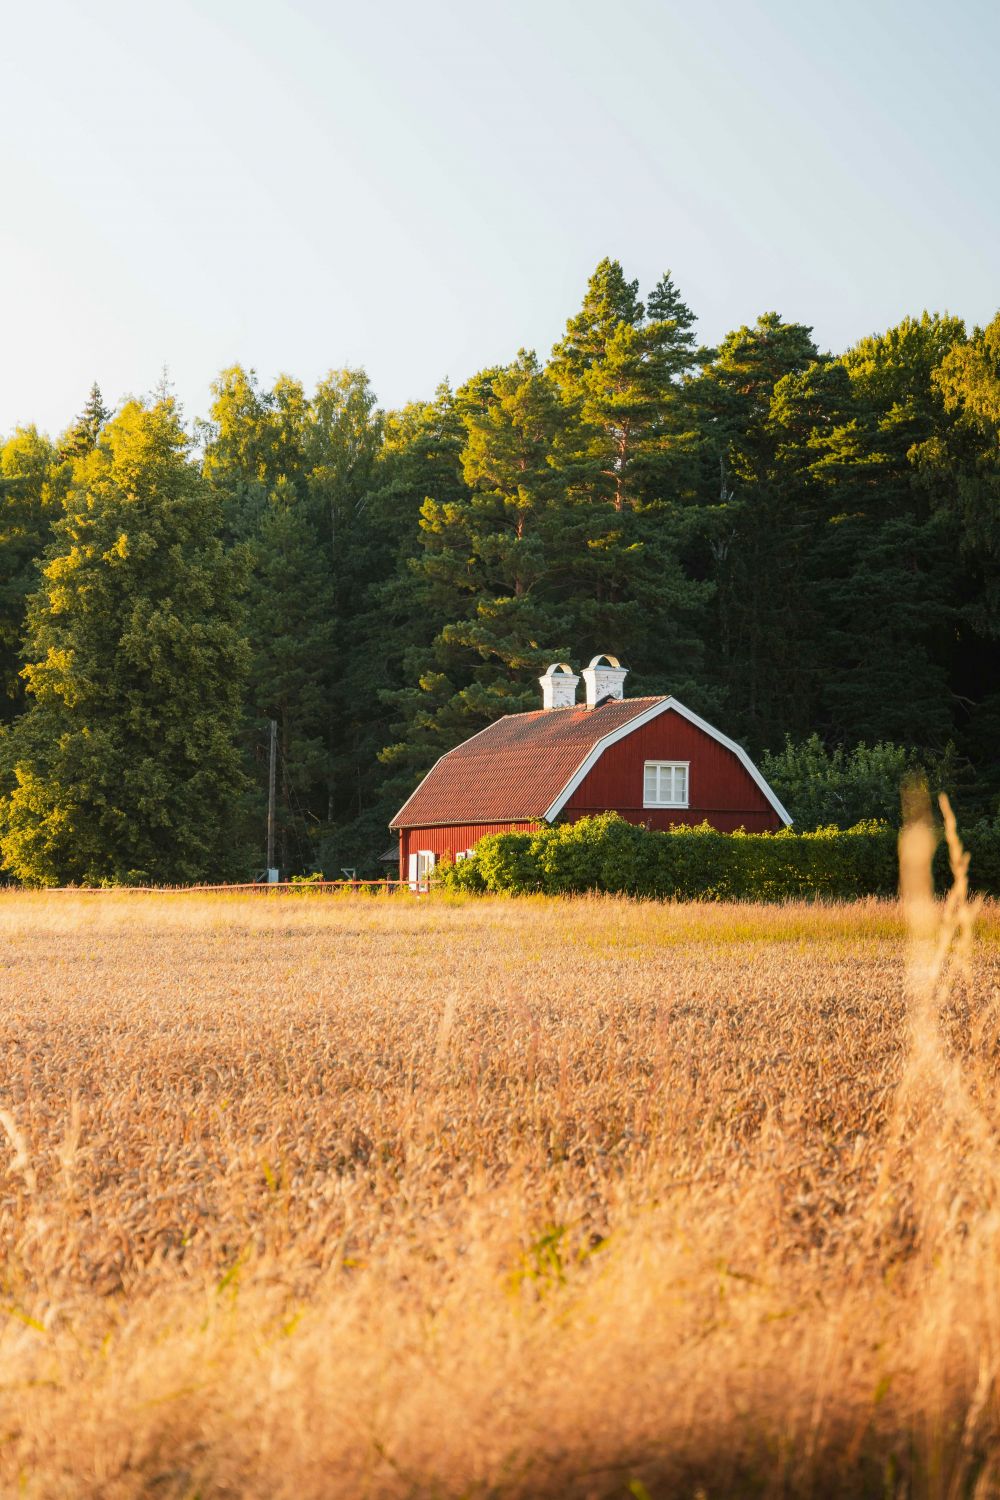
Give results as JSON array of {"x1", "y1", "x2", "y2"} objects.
[{"x1": 0, "y1": 258, "x2": 998, "y2": 884}]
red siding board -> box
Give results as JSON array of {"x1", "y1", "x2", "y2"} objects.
[
  {"x1": 399, "y1": 822, "x2": 540, "y2": 879},
  {"x1": 563, "y1": 714, "x2": 781, "y2": 832}
]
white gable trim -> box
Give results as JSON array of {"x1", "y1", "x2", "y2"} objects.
[{"x1": 541, "y1": 697, "x2": 792, "y2": 826}]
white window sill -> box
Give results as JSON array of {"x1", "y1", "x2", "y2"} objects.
[{"x1": 643, "y1": 802, "x2": 690, "y2": 810}]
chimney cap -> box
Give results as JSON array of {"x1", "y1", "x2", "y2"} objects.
[
  {"x1": 581, "y1": 653, "x2": 628, "y2": 708},
  {"x1": 538, "y1": 660, "x2": 580, "y2": 710}
]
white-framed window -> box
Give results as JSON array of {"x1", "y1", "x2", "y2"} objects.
[
  {"x1": 643, "y1": 760, "x2": 689, "y2": 808},
  {"x1": 407, "y1": 850, "x2": 436, "y2": 890}
]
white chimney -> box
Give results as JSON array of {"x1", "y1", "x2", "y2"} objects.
[
  {"x1": 539, "y1": 662, "x2": 580, "y2": 710},
  {"x1": 582, "y1": 654, "x2": 628, "y2": 708}
]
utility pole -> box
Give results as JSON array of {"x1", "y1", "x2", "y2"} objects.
[{"x1": 266, "y1": 718, "x2": 278, "y2": 882}]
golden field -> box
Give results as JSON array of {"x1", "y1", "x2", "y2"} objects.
[{"x1": 1, "y1": 829, "x2": 1000, "y2": 1496}]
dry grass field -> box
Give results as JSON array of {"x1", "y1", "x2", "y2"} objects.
[{"x1": 1, "y1": 818, "x2": 1000, "y2": 1497}]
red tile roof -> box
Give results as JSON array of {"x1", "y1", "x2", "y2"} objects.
[{"x1": 390, "y1": 697, "x2": 667, "y2": 828}]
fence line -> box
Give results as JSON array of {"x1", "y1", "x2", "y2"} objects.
[{"x1": 33, "y1": 879, "x2": 411, "y2": 896}]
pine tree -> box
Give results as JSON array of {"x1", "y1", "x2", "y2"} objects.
[
  {"x1": 248, "y1": 483, "x2": 335, "y2": 872},
  {"x1": 916, "y1": 312, "x2": 1000, "y2": 594},
  {"x1": 0, "y1": 398, "x2": 250, "y2": 885},
  {"x1": 910, "y1": 313, "x2": 1000, "y2": 804},
  {"x1": 347, "y1": 385, "x2": 470, "y2": 861},
  {"x1": 549, "y1": 260, "x2": 713, "y2": 703},
  {"x1": 203, "y1": 366, "x2": 388, "y2": 872},
  {"x1": 298, "y1": 369, "x2": 383, "y2": 838},
  {"x1": 550, "y1": 260, "x2": 703, "y2": 512},
  {"x1": 0, "y1": 427, "x2": 68, "y2": 719},
  {"x1": 59, "y1": 382, "x2": 111, "y2": 460},
  {"x1": 381, "y1": 266, "x2": 718, "y2": 814},
  {"x1": 692, "y1": 314, "x2": 827, "y2": 747},
  {"x1": 202, "y1": 366, "x2": 310, "y2": 541},
  {"x1": 380, "y1": 352, "x2": 575, "y2": 786},
  {"x1": 813, "y1": 314, "x2": 967, "y2": 751}
]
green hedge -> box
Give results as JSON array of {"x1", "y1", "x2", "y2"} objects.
[{"x1": 440, "y1": 812, "x2": 1000, "y2": 900}]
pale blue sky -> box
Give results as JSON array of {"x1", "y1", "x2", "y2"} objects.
[{"x1": 2, "y1": 0, "x2": 997, "y2": 438}]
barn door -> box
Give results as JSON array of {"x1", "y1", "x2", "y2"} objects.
[{"x1": 408, "y1": 852, "x2": 418, "y2": 891}]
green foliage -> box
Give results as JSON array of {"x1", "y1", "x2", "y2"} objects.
[
  {"x1": 247, "y1": 490, "x2": 334, "y2": 871},
  {"x1": 759, "y1": 734, "x2": 945, "y2": 830},
  {"x1": 58, "y1": 382, "x2": 111, "y2": 461},
  {"x1": 202, "y1": 364, "x2": 387, "y2": 874},
  {"x1": 440, "y1": 813, "x2": 909, "y2": 901},
  {"x1": 959, "y1": 815, "x2": 1000, "y2": 895},
  {"x1": 0, "y1": 398, "x2": 249, "y2": 885},
  {"x1": 687, "y1": 314, "x2": 828, "y2": 747},
  {"x1": 813, "y1": 315, "x2": 968, "y2": 751},
  {"x1": 445, "y1": 812, "x2": 1000, "y2": 900},
  {"x1": 383, "y1": 261, "x2": 716, "y2": 806},
  {"x1": 0, "y1": 427, "x2": 68, "y2": 718},
  {"x1": 910, "y1": 315, "x2": 1000, "y2": 796},
  {"x1": 385, "y1": 351, "x2": 577, "y2": 752},
  {"x1": 2, "y1": 265, "x2": 1000, "y2": 881},
  {"x1": 683, "y1": 310, "x2": 973, "y2": 757}
]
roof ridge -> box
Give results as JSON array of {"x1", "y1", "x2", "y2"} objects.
[{"x1": 496, "y1": 694, "x2": 667, "y2": 722}]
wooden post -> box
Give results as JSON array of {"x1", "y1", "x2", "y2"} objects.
[{"x1": 266, "y1": 718, "x2": 278, "y2": 881}]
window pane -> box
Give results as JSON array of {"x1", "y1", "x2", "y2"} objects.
[{"x1": 645, "y1": 763, "x2": 690, "y2": 804}]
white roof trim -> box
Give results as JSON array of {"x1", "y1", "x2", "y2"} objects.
[{"x1": 541, "y1": 696, "x2": 792, "y2": 826}]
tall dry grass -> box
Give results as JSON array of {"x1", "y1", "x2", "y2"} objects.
[{"x1": 0, "y1": 820, "x2": 999, "y2": 1496}]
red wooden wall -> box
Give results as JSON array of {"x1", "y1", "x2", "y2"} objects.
[
  {"x1": 398, "y1": 822, "x2": 540, "y2": 878},
  {"x1": 562, "y1": 712, "x2": 781, "y2": 833}
]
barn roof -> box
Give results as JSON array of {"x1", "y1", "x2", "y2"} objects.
[
  {"x1": 389, "y1": 694, "x2": 793, "y2": 830},
  {"x1": 390, "y1": 697, "x2": 665, "y2": 828}
]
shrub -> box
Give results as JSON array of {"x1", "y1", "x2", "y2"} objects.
[
  {"x1": 439, "y1": 812, "x2": 1000, "y2": 901},
  {"x1": 759, "y1": 734, "x2": 962, "y2": 830},
  {"x1": 437, "y1": 852, "x2": 486, "y2": 894}
]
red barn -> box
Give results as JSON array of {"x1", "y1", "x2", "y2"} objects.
[{"x1": 389, "y1": 656, "x2": 791, "y2": 884}]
